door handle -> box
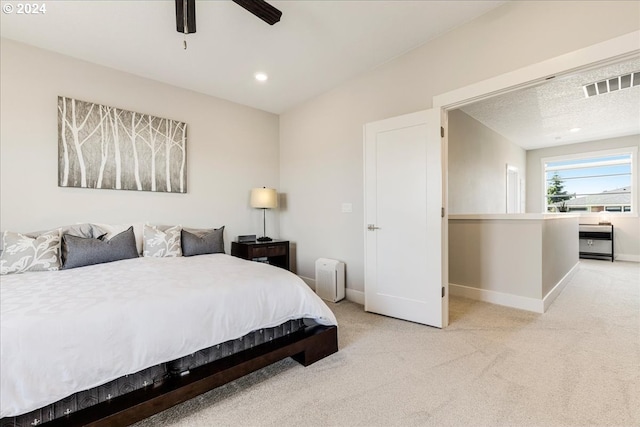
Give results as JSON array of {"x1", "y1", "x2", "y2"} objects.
[{"x1": 367, "y1": 224, "x2": 381, "y2": 231}]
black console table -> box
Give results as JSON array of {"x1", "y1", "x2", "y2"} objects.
[{"x1": 579, "y1": 224, "x2": 613, "y2": 262}]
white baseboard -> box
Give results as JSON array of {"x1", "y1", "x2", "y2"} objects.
[
  {"x1": 616, "y1": 253, "x2": 640, "y2": 262},
  {"x1": 450, "y1": 262, "x2": 580, "y2": 314},
  {"x1": 297, "y1": 275, "x2": 364, "y2": 304},
  {"x1": 449, "y1": 283, "x2": 544, "y2": 313},
  {"x1": 299, "y1": 275, "x2": 315, "y2": 291},
  {"x1": 542, "y1": 261, "x2": 579, "y2": 312},
  {"x1": 346, "y1": 288, "x2": 365, "y2": 305}
]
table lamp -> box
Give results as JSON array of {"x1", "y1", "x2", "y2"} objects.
[{"x1": 251, "y1": 187, "x2": 277, "y2": 242}]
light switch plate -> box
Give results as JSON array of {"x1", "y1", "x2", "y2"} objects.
[{"x1": 341, "y1": 203, "x2": 353, "y2": 213}]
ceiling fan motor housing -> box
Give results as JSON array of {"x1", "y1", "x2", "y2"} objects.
[
  {"x1": 175, "y1": 0, "x2": 282, "y2": 34},
  {"x1": 176, "y1": 0, "x2": 196, "y2": 34}
]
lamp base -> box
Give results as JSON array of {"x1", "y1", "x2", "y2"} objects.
[{"x1": 257, "y1": 236, "x2": 273, "y2": 242}]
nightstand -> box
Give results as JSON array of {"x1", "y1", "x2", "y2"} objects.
[
  {"x1": 579, "y1": 224, "x2": 614, "y2": 262},
  {"x1": 231, "y1": 240, "x2": 290, "y2": 270}
]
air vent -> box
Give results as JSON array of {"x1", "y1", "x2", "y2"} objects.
[{"x1": 583, "y1": 71, "x2": 640, "y2": 97}]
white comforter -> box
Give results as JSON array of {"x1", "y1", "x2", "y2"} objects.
[{"x1": 0, "y1": 254, "x2": 337, "y2": 417}]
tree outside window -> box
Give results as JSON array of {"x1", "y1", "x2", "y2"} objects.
[{"x1": 546, "y1": 172, "x2": 571, "y2": 210}]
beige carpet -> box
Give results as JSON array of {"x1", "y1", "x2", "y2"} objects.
[{"x1": 135, "y1": 260, "x2": 640, "y2": 426}]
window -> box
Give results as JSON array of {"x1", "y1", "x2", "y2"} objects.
[{"x1": 543, "y1": 147, "x2": 637, "y2": 215}]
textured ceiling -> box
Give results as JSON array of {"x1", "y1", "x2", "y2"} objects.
[
  {"x1": 0, "y1": 0, "x2": 505, "y2": 114},
  {"x1": 460, "y1": 57, "x2": 640, "y2": 150}
]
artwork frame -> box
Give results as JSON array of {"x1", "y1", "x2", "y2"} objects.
[{"x1": 58, "y1": 96, "x2": 187, "y2": 193}]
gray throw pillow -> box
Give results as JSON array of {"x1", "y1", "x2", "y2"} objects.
[
  {"x1": 62, "y1": 226, "x2": 139, "y2": 269},
  {"x1": 181, "y1": 226, "x2": 225, "y2": 257}
]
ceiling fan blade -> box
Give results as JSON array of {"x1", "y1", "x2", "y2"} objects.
[
  {"x1": 176, "y1": 0, "x2": 196, "y2": 34},
  {"x1": 232, "y1": 0, "x2": 282, "y2": 25}
]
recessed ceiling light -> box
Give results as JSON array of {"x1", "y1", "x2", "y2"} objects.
[
  {"x1": 255, "y1": 72, "x2": 268, "y2": 82},
  {"x1": 570, "y1": 127, "x2": 581, "y2": 133}
]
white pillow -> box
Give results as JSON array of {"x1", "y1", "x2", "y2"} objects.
[
  {"x1": 92, "y1": 223, "x2": 144, "y2": 254},
  {"x1": 143, "y1": 224, "x2": 182, "y2": 257},
  {"x1": 0, "y1": 229, "x2": 61, "y2": 275}
]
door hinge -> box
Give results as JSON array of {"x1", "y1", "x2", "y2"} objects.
[
  {"x1": 440, "y1": 126, "x2": 444, "y2": 138},
  {"x1": 442, "y1": 287, "x2": 445, "y2": 298},
  {"x1": 441, "y1": 207, "x2": 445, "y2": 218}
]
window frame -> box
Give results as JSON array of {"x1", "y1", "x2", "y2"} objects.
[{"x1": 541, "y1": 146, "x2": 638, "y2": 217}]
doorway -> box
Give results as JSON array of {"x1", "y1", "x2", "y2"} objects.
[{"x1": 434, "y1": 31, "x2": 640, "y2": 321}]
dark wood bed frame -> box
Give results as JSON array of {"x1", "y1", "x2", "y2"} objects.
[{"x1": 43, "y1": 324, "x2": 337, "y2": 427}]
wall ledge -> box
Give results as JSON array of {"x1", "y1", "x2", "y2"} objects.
[{"x1": 449, "y1": 214, "x2": 579, "y2": 220}]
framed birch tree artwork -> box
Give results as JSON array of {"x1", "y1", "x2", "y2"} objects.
[{"x1": 57, "y1": 96, "x2": 187, "y2": 193}]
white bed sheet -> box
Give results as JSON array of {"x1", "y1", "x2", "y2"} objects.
[{"x1": 0, "y1": 254, "x2": 337, "y2": 417}]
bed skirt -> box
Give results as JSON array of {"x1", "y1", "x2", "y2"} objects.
[{"x1": 1, "y1": 319, "x2": 305, "y2": 427}]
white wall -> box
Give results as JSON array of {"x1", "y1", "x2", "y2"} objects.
[
  {"x1": 0, "y1": 40, "x2": 280, "y2": 251},
  {"x1": 449, "y1": 219, "x2": 541, "y2": 299},
  {"x1": 279, "y1": 1, "x2": 640, "y2": 294},
  {"x1": 448, "y1": 109, "x2": 526, "y2": 214},
  {"x1": 527, "y1": 135, "x2": 640, "y2": 261},
  {"x1": 542, "y1": 217, "x2": 579, "y2": 297},
  {"x1": 448, "y1": 215, "x2": 579, "y2": 312}
]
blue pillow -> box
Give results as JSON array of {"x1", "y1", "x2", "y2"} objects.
[{"x1": 62, "y1": 226, "x2": 139, "y2": 269}]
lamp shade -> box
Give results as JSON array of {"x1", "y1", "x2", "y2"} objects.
[{"x1": 250, "y1": 187, "x2": 277, "y2": 209}]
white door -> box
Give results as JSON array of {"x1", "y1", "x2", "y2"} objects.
[{"x1": 364, "y1": 109, "x2": 446, "y2": 328}]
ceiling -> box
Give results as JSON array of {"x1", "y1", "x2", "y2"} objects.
[
  {"x1": 4, "y1": 1, "x2": 636, "y2": 147},
  {"x1": 459, "y1": 56, "x2": 640, "y2": 150},
  {"x1": 0, "y1": 0, "x2": 505, "y2": 114}
]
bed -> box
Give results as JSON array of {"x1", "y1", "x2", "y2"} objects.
[{"x1": 0, "y1": 252, "x2": 338, "y2": 426}]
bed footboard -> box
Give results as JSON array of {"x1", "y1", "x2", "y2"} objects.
[{"x1": 44, "y1": 324, "x2": 338, "y2": 427}]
